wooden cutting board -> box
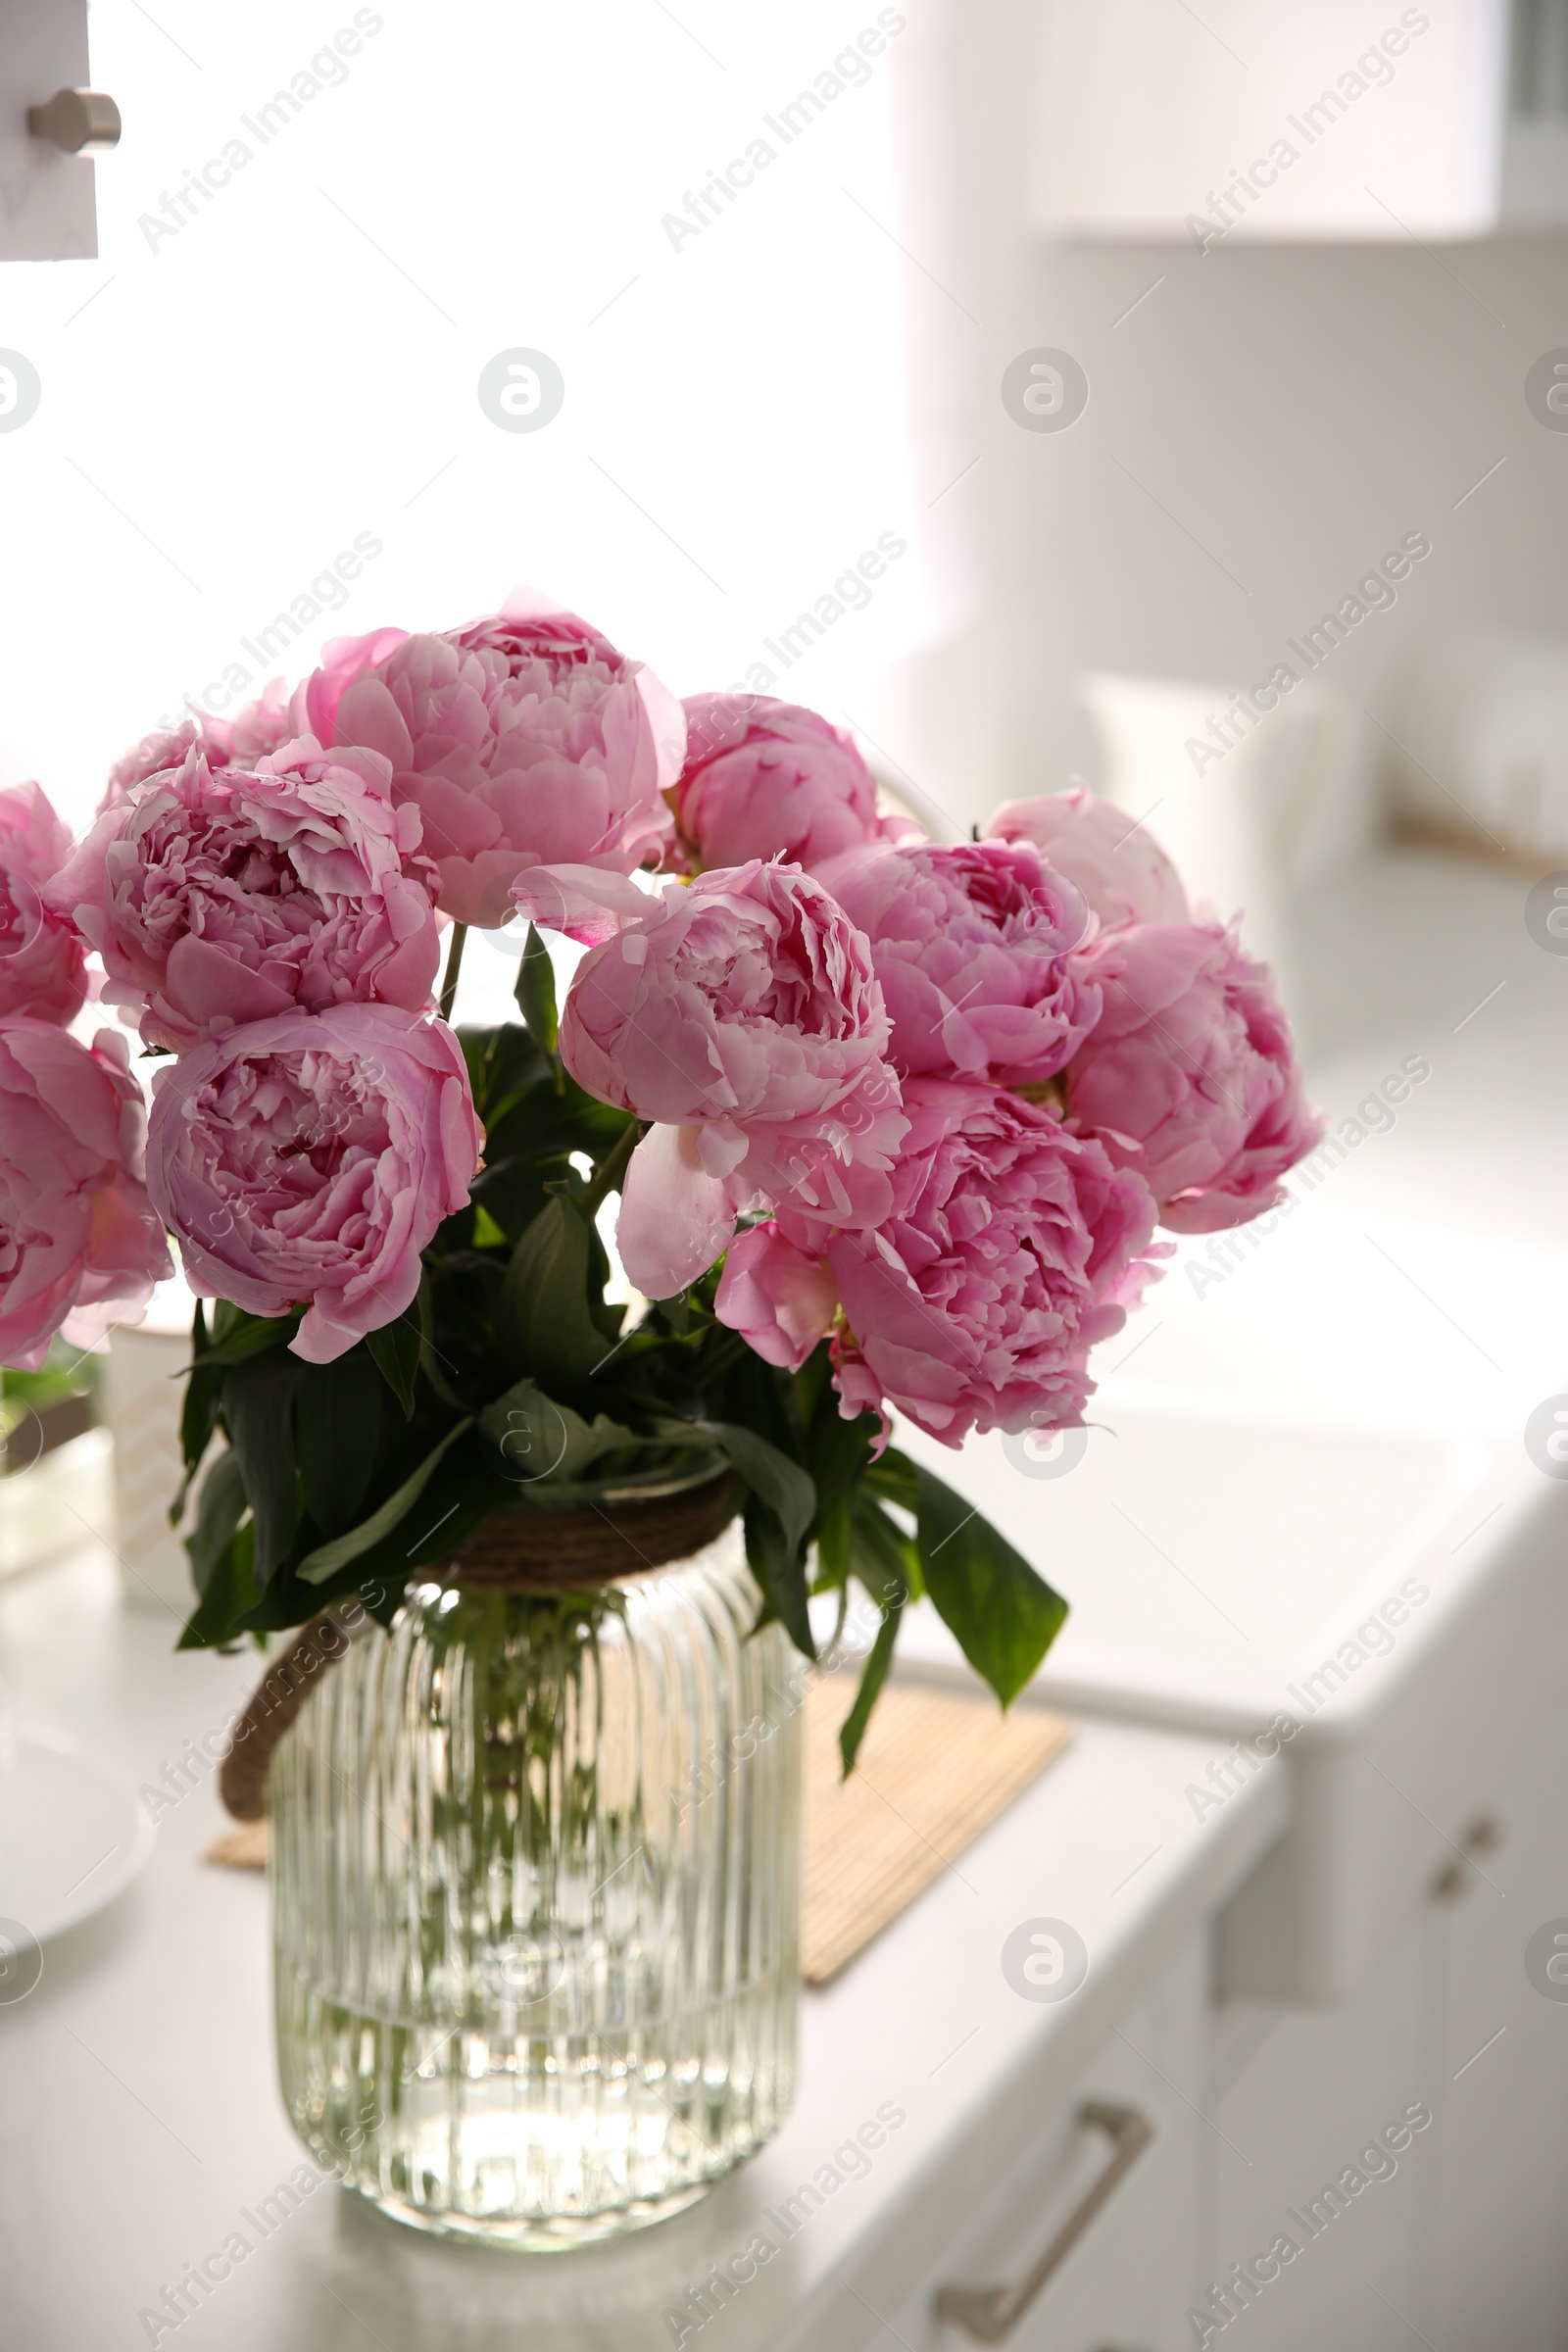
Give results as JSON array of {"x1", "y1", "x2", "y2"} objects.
[{"x1": 800, "y1": 1676, "x2": 1073, "y2": 1984}]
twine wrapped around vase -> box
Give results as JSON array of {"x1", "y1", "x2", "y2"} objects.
[{"x1": 217, "y1": 1474, "x2": 740, "y2": 1822}]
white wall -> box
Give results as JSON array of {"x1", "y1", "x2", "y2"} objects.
[
  {"x1": 885, "y1": 0, "x2": 1568, "y2": 831},
  {"x1": 0, "y1": 0, "x2": 932, "y2": 838}
]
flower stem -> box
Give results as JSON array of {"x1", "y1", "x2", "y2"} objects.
[
  {"x1": 580, "y1": 1118, "x2": 643, "y2": 1219},
  {"x1": 438, "y1": 923, "x2": 468, "y2": 1022}
]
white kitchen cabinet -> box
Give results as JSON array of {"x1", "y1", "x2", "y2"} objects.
[
  {"x1": 885, "y1": 1936, "x2": 1208, "y2": 2352},
  {"x1": 1204, "y1": 1904, "x2": 1439, "y2": 2349},
  {"x1": 1029, "y1": 0, "x2": 1510, "y2": 243},
  {"x1": 1428, "y1": 1686, "x2": 1568, "y2": 2350},
  {"x1": 1202, "y1": 1685, "x2": 1568, "y2": 2351},
  {"x1": 1027, "y1": 0, "x2": 1568, "y2": 242},
  {"x1": 1502, "y1": 0, "x2": 1568, "y2": 220}
]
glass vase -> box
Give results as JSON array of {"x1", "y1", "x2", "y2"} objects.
[{"x1": 270, "y1": 1521, "x2": 801, "y2": 2248}]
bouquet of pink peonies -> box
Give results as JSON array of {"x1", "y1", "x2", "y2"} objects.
[{"x1": 4, "y1": 591, "x2": 1320, "y2": 1765}]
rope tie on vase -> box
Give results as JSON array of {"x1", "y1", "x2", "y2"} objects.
[{"x1": 217, "y1": 1473, "x2": 741, "y2": 1821}]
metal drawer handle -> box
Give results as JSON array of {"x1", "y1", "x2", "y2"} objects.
[{"x1": 935, "y1": 2100, "x2": 1153, "y2": 2343}]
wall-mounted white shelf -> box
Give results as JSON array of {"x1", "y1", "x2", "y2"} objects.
[{"x1": 1030, "y1": 0, "x2": 1568, "y2": 241}]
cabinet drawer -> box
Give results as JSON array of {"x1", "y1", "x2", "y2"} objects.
[{"x1": 859, "y1": 1938, "x2": 1207, "y2": 2352}]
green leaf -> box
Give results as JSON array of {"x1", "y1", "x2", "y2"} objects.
[
  {"x1": 706, "y1": 1420, "x2": 814, "y2": 1643},
  {"x1": 474, "y1": 1075, "x2": 630, "y2": 1244},
  {"x1": 838, "y1": 1547, "x2": 906, "y2": 1776},
  {"x1": 296, "y1": 1354, "x2": 382, "y2": 1536},
  {"x1": 367, "y1": 1309, "x2": 422, "y2": 1418},
  {"x1": 198, "y1": 1301, "x2": 298, "y2": 1367},
  {"x1": 471, "y1": 1203, "x2": 508, "y2": 1250},
  {"x1": 499, "y1": 1195, "x2": 611, "y2": 1392},
  {"x1": 297, "y1": 1418, "x2": 474, "y2": 1584},
  {"x1": 478, "y1": 1381, "x2": 642, "y2": 1488},
  {"x1": 912, "y1": 1461, "x2": 1067, "y2": 1707},
  {"x1": 172, "y1": 1302, "x2": 220, "y2": 1523},
  {"x1": 831, "y1": 1499, "x2": 916, "y2": 1773},
  {"x1": 806, "y1": 1393, "x2": 877, "y2": 1506},
  {"x1": 793, "y1": 1339, "x2": 832, "y2": 1428},
  {"x1": 813, "y1": 1490, "x2": 854, "y2": 1588},
  {"x1": 177, "y1": 1518, "x2": 260, "y2": 1649},
  {"x1": 742, "y1": 1491, "x2": 815, "y2": 1658},
  {"x1": 702, "y1": 1421, "x2": 816, "y2": 1562},
  {"x1": 863, "y1": 1446, "x2": 919, "y2": 1515},
  {"x1": 514, "y1": 923, "x2": 560, "y2": 1062},
  {"x1": 838, "y1": 1607, "x2": 900, "y2": 1775},
  {"x1": 179, "y1": 1302, "x2": 212, "y2": 1465},
  {"x1": 185, "y1": 1448, "x2": 249, "y2": 1599},
  {"x1": 459, "y1": 1020, "x2": 549, "y2": 1130},
  {"x1": 221, "y1": 1349, "x2": 303, "y2": 1586},
  {"x1": 851, "y1": 1492, "x2": 918, "y2": 1591},
  {"x1": 294, "y1": 1446, "x2": 510, "y2": 1602}
]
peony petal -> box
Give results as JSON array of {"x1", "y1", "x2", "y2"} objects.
[
  {"x1": 332, "y1": 675, "x2": 416, "y2": 770},
  {"x1": 714, "y1": 1222, "x2": 838, "y2": 1372},
  {"x1": 635, "y1": 663, "x2": 688, "y2": 794},
  {"x1": 509, "y1": 862, "x2": 660, "y2": 943},
  {"x1": 163, "y1": 934, "x2": 297, "y2": 1038},
  {"x1": 499, "y1": 584, "x2": 571, "y2": 626},
  {"x1": 988, "y1": 785, "x2": 1188, "y2": 931},
  {"x1": 674, "y1": 698, "x2": 886, "y2": 873},
  {"x1": 615, "y1": 1123, "x2": 736, "y2": 1298},
  {"x1": 0, "y1": 1021, "x2": 168, "y2": 1368},
  {"x1": 299, "y1": 627, "x2": 410, "y2": 743}
]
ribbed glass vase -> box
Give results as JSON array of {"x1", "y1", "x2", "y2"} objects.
[{"x1": 270, "y1": 1522, "x2": 801, "y2": 2248}]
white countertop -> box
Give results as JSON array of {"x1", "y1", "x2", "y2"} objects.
[{"x1": 0, "y1": 1544, "x2": 1284, "y2": 2352}]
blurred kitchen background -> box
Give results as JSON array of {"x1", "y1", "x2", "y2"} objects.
[
  {"x1": 6, "y1": 0, "x2": 1568, "y2": 1559},
  {"x1": 8, "y1": 12, "x2": 1568, "y2": 2349},
  {"x1": 0, "y1": 0, "x2": 1562, "y2": 874}
]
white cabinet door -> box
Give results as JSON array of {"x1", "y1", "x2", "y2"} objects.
[
  {"x1": 1203, "y1": 1906, "x2": 1438, "y2": 2351},
  {"x1": 1205, "y1": 1682, "x2": 1568, "y2": 2350},
  {"x1": 1427, "y1": 1687, "x2": 1568, "y2": 2348},
  {"x1": 874, "y1": 1934, "x2": 1209, "y2": 2352}
]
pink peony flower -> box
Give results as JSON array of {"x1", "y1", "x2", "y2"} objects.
[
  {"x1": 1064, "y1": 922, "x2": 1321, "y2": 1234},
  {"x1": 104, "y1": 719, "x2": 208, "y2": 811},
  {"x1": 300, "y1": 593, "x2": 683, "y2": 929},
  {"x1": 560, "y1": 860, "x2": 906, "y2": 1297},
  {"x1": 988, "y1": 785, "x2": 1189, "y2": 931},
  {"x1": 288, "y1": 628, "x2": 410, "y2": 745},
  {"x1": 668, "y1": 696, "x2": 913, "y2": 875},
  {"x1": 0, "y1": 1019, "x2": 171, "y2": 1370},
  {"x1": 822, "y1": 1077, "x2": 1162, "y2": 1445},
  {"x1": 0, "y1": 784, "x2": 87, "y2": 1026},
  {"x1": 813, "y1": 837, "x2": 1097, "y2": 1087},
  {"x1": 220, "y1": 679, "x2": 298, "y2": 767},
  {"x1": 146, "y1": 1004, "x2": 481, "y2": 1365},
  {"x1": 49, "y1": 743, "x2": 441, "y2": 1053},
  {"x1": 713, "y1": 1220, "x2": 840, "y2": 1372},
  {"x1": 101, "y1": 684, "x2": 296, "y2": 812}
]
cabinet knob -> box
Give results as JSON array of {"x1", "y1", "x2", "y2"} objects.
[
  {"x1": 26, "y1": 89, "x2": 122, "y2": 155},
  {"x1": 1431, "y1": 1815, "x2": 1504, "y2": 1903}
]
